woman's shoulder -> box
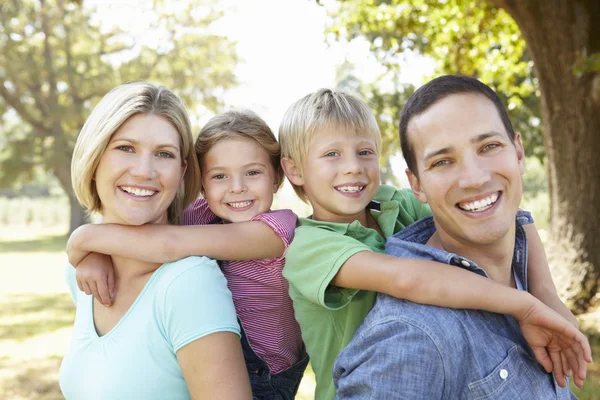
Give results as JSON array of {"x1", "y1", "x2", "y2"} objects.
[
  {"x1": 151, "y1": 257, "x2": 239, "y2": 348},
  {"x1": 153, "y1": 256, "x2": 223, "y2": 290}
]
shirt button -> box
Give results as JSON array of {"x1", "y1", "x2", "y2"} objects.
[
  {"x1": 460, "y1": 259, "x2": 471, "y2": 267},
  {"x1": 499, "y1": 369, "x2": 508, "y2": 380}
]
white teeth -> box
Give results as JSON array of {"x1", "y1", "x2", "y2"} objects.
[
  {"x1": 458, "y1": 193, "x2": 499, "y2": 212},
  {"x1": 228, "y1": 201, "x2": 252, "y2": 208},
  {"x1": 121, "y1": 186, "x2": 156, "y2": 197},
  {"x1": 337, "y1": 185, "x2": 364, "y2": 193}
]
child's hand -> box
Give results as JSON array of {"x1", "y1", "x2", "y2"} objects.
[
  {"x1": 515, "y1": 298, "x2": 591, "y2": 388},
  {"x1": 75, "y1": 252, "x2": 115, "y2": 307}
]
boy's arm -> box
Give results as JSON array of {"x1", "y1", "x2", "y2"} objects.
[
  {"x1": 333, "y1": 251, "x2": 541, "y2": 317},
  {"x1": 67, "y1": 222, "x2": 285, "y2": 267},
  {"x1": 333, "y1": 251, "x2": 590, "y2": 386},
  {"x1": 522, "y1": 223, "x2": 578, "y2": 327}
]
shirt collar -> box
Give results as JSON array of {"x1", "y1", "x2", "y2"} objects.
[{"x1": 386, "y1": 211, "x2": 532, "y2": 287}]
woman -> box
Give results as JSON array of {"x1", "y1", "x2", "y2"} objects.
[{"x1": 59, "y1": 82, "x2": 252, "y2": 399}]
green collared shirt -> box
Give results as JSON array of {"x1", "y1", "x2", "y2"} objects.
[{"x1": 283, "y1": 185, "x2": 431, "y2": 400}]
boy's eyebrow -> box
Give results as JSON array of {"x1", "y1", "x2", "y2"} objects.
[
  {"x1": 423, "y1": 131, "x2": 506, "y2": 163},
  {"x1": 315, "y1": 139, "x2": 376, "y2": 150}
]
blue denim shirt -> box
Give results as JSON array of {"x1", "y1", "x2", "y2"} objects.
[{"x1": 333, "y1": 211, "x2": 576, "y2": 400}]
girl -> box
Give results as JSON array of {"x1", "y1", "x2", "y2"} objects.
[{"x1": 67, "y1": 110, "x2": 308, "y2": 400}]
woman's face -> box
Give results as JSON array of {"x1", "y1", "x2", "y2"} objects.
[{"x1": 94, "y1": 113, "x2": 187, "y2": 226}]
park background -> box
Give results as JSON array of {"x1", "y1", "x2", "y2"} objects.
[{"x1": 0, "y1": 0, "x2": 599, "y2": 398}]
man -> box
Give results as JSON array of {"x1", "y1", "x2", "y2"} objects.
[{"x1": 333, "y1": 75, "x2": 581, "y2": 399}]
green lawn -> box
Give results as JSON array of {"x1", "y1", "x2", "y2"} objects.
[{"x1": 1, "y1": 229, "x2": 598, "y2": 399}]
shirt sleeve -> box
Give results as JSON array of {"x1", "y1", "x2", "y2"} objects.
[
  {"x1": 393, "y1": 188, "x2": 432, "y2": 223},
  {"x1": 64, "y1": 264, "x2": 80, "y2": 306},
  {"x1": 283, "y1": 226, "x2": 371, "y2": 309},
  {"x1": 159, "y1": 257, "x2": 240, "y2": 352},
  {"x1": 333, "y1": 318, "x2": 445, "y2": 399},
  {"x1": 182, "y1": 198, "x2": 217, "y2": 226},
  {"x1": 251, "y1": 209, "x2": 297, "y2": 264}
]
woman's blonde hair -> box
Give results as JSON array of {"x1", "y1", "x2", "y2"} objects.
[
  {"x1": 195, "y1": 110, "x2": 284, "y2": 190},
  {"x1": 278, "y1": 88, "x2": 382, "y2": 202},
  {"x1": 71, "y1": 81, "x2": 201, "y2": 225}
]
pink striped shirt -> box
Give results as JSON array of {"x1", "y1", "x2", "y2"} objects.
[{"x1": 183, "y1": 199, "x2": 303, "y2": 373}]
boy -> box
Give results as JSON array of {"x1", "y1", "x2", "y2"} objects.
[{"x1": 278, "y1": 88, "x2": 587, "y2": 400}]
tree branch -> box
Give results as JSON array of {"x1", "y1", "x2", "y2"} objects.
[{"x1": 0, "y1": 82, "x2": 51, "y2": 135}]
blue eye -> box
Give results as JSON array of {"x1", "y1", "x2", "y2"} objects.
[
  {"x1": 482, "y1": 143, "x2": 500, "y2": 152},
  {"x1": 247, "y1": 170, "x2": 261, "y2": 176},
  {"x1": 325, "y1": 151, "x2": 338, "y2": 157},
  {"x1": 432, "y1": 159, "x2": 451, "y2": 168},
  {"x1": 157, "y1": 151, "x2": 175, "y2": 158},
  {"x1": 116, "y1": 145, "x2": 134, "y2": 153},
  {"x1": 212, "y1": 174, "x2": 226, "y2": 180},
  {"x1": 359, "y1": 149, "x2": 375, "y2": 156}
]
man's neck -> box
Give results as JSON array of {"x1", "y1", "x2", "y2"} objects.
[{"x1": 426, "y1": 225, "x2": 516, "y2": 287}]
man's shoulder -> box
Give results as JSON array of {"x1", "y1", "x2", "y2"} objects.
[{"x1": 365, "y1": 293, "x2": 466, "y2": 333}]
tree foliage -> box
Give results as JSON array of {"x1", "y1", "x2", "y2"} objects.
[
  {"x1": 0, "y1": 0, "x2": 238, "y2": 231},
  {"x1": 326, "y1": 0, "x2": 544, "y2": 161}
]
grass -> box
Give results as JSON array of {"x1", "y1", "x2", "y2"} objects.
[{"x1": 0, "y1": 235, "x2": 67, "y2": 253}]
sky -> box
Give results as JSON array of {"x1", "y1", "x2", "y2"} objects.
[{"x1": 87, "y1": 0, "x2": 435, "y2": 213}]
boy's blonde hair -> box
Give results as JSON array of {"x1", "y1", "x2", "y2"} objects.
[
  {"x1": 71, "y1": 81, "x2": 201, "y2": 225},
  {"x1": 195, "y1": 110, "x2": 284, "y2": 190},
  {"x1": 278, "y1": 88, "x2": 382, "y2": 201}
]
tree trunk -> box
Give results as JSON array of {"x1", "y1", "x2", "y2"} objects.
[
  {"x1": 53, "y1": 160, "x2": 89, "y2": 235},
  {"x1": 491, "y1": 0, "x2": 600, "y2": 312}
]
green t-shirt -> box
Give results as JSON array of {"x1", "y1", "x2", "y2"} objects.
[{"x1": 283, "y1": 185, "x2": 432, "y2": 400}]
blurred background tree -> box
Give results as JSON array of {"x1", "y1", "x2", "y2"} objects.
[
  {"x1": 0, "y1": 0, "x2": 238, "y2": 233},
  {"x1": 324, "y1": 0, "x2": 600, "y2": 312}
]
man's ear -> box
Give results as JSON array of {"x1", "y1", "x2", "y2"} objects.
[
  {"x1": 514, "y1": 132, "x2": 525, "y2": 175},
  {"x1": 406, "y1": 168, "x2": 428, "y2": 204},
  {"x1": 281, "y1": 157, "x2": 304, "y2": 187}
]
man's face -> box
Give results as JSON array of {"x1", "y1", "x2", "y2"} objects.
[{"x1": 406, "y1": 93, "x2": 525, "y2": 247}]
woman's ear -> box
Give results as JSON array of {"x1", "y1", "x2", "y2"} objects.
[
  {"x1": 280, "y1": 157, "x2": 304, "y2": 187},
  {"x1": 180, "y1": 160, "x2": 188, "y2": 180}
]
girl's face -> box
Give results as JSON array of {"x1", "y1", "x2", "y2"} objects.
[
  {"x1": 201, "y1": 137, "x2": 280, "y2": 223},
  {"x1": 94, "y1": 113, "x2": 187, "y2": 226}
]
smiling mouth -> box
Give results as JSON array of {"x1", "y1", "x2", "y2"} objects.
[
  {"x1": 227, "y1": 200, "x2": 254, "y2": 209},
  {"x1": 457, "y1": 192, "x2": 500, "y2": 212},
  {"x1": 120, "y1": 186, "x2": 158, "y2": 197},
  {"x1": 335, "y1": 185, "x2": 365, "y2": 193}
]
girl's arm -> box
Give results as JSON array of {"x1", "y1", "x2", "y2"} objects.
[
  {"x1": 177, "y1": 332, "x2": 252, "y2": 400},
  {"x1": 523, "y1": 223, "x2": 579, "y2": 327},
  {"x1": 67, "y1": 221, "x2": 285, "y2": 267}
]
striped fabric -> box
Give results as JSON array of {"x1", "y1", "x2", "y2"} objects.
[{"x1": 183, "y1": 199, "x2": 303, "y2": 373}]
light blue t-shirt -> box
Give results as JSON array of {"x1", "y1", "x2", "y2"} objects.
[{"x1": 59, "y1": 256, "x2": 240, "y2": 400}]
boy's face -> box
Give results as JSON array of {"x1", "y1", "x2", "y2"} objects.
[
  {"x1": 291, "y1": 124, "x2": 380, "y2": 223},
  {"x1": 406, "y1": 93, "x2": 525, "y2": 247}
]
